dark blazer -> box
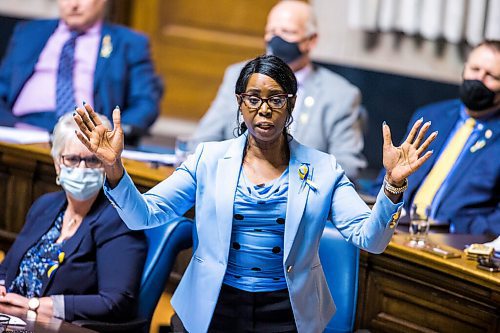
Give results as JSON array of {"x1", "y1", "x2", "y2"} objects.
[
  {"x1": 0, "y1": 191, "x2": 147, "y2": 322},
  {"x1": 373, "y1": 99, "x2": 499, "y2": 235},
  {"x1": 0, "y1": 19, "x2": 163, "y2": 134}
]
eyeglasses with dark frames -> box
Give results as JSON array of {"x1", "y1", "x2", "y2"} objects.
[
  {"x1": 61, "y1": 154, "x2": 102, "y2": 168},
  {"x1": 239, "y1": 93, "x2": 294, "y2": 111}
]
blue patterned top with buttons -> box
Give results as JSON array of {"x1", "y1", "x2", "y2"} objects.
[
  {"x1": 223, "y1": 167, "x2": 289, "y2": 292},
  {"x1": 8, "y1": 211, "x2": 65, "y2": 298}
]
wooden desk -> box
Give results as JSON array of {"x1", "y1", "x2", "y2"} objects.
[
  {"x1": 0, "y1": 303, "x2": 96, "y2": 333},
  {"x1": 0, "y1": 140, "x2": 174, "y2": 248},
  {"x1": 356, "y1": 232, "x2": 500, "y2": 333}
]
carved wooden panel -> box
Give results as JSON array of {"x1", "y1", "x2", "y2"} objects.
[{"x1": 131, "y1": 0, "x2": 278, "y2": 120}]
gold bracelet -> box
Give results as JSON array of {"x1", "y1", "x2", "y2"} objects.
[{"x1": 384, "y1": 176, "x2": 408, "y2": 194}]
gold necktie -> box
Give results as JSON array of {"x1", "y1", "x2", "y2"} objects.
[{"x1": 413, "y1": 118, "x2": 476, "y2": 217}]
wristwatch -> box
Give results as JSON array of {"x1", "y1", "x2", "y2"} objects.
[
  {"x1": 384, "y1": 176, "x2": 408, "y2": 195},
  {"x1": 28, "y1": 297, "x2": 40, "y2": 312}
]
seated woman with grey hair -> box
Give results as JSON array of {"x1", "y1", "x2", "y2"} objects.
[{"x1": 0, "y1": 113, "x2": 147, "y2": 322}]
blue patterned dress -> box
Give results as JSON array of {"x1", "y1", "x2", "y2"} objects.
[
  {"x1": 8, "y1": 211, "x2": 64, "y2": 298},
  {"x1": 223, "y1": 167, "x2": 289, "y2": 292}
]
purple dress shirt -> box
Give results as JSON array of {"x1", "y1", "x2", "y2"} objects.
[{"x1": 12, "y1": 21, "x2": 101, "y2": 116}]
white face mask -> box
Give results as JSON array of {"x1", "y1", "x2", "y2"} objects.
[{"x1": 57, "y1": 165, "x2": 104, "y2": 201}]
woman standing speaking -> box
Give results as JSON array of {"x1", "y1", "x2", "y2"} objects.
[{"x1": 74, "y1": 55, "x2": 436, "y2": 333}]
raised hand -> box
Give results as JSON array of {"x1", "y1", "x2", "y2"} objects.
[
  {"x1": 383, "y1": 118, "x2": 437, "y2": 186},
  {"x1": 74, "y1": 103, "x2": 124, "y2": 166}
]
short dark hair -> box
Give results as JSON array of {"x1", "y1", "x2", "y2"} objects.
[
  {"x1": 476, "y1": 40, "x2": 500, "y2": 53},
  {"x1": 235, "y1": 55, "x2": 298, "y2": 136}
]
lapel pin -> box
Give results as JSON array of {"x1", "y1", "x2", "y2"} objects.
[
  {"x1": 58, "y1": 251, "x2": 65, "y2": 263},
  {"x1": 47, "y1": 263, "x2": 59, "y2": 278},
  {"x1": 298, "y1": 163, "x2": 318, "y2": 192},
  {"x1": 304, "y1": 96, "x2": 315, "y2": 108},
  {"x1": 470, "y1": 139, "x2": 486, "y2": 153},
  {"x1": 100, "y1": 34, "x2": 113, "y2": 58},
  {"x1": 485, "y1": 129, "x2": 492, "y2": 139}
]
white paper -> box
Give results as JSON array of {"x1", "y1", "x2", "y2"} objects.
[
  {"x1": 122, "y1": 149, "x2": 177, "y2": 166},
  {"x1": 0, "y1": 126, "x2": 50, "y2": 144},
  {"x1": 483, "y1": 236, "x2": 500, "y2": 252},
  {"x1": 0, "y1": 313, "x2": 26, "y2": 326}
]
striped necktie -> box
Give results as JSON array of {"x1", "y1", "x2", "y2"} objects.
[
  {"x1": 413, "y1": 118, "x2": 476, "y2": 218},
  {"x1": 56, "y1": 31, "x2": 79, "y2": 118}
]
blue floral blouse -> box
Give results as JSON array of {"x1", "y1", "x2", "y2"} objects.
[{"x1": 8, "y1": 211, "x2": 64, "y2": 298}]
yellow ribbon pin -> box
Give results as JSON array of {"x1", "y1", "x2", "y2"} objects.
[
  {"x1": 298, "y1": 164, "x2": 318, "y2": 191},
  {"x1": 100, "y1": 35, "x2": 113, "y2": 58},
  {"x1": 47, "y1": 252, "x2": 65, "y2": 278},
  {"x1": 47, "y1": 264, "x2": 59, "y2": 278},
  {"x1": 470, "y1": 139, "x2": 486, "y2": 153}
]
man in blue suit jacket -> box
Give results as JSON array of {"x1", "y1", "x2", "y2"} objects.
[
  {"x1": 372, "y1": 41, "x2": 500, "y2": 236},
  {"x1": 0, "y1": 0, "x2": 162, "y2": 144}
]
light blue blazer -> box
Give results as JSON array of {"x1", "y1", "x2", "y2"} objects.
[{"x1": 105, "y1": 134, "x2": 402, "y2": 333}]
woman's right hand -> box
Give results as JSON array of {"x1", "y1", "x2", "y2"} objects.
[
  {"x1": 74, "y1": 103, "x2": 124, "y2": 166},
  {"x1": 74, "y1": 104, "x2": 125, "y2": 187}
]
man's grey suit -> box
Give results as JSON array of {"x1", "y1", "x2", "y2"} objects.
[{"x1": 192, "y1": 62, "x2": 366, "y2": 179}]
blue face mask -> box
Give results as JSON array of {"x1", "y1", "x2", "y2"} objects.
[{"x1": 57, "y1": 165, "x2": 104, "y2": 201}]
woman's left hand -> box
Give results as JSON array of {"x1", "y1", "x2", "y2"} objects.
[{"x1": 383, "y1": 118, "x2": 437, "y2": 186}]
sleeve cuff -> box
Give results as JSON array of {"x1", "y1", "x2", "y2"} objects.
[
  {"x1": 50, "y1": 295, "x2": 65, "y2": 320},
  {"x1": 103, "y1": 171, "x2": 134, "y2": 209},
  {"x1": 376, "y1": 187, "x2": 404, "y2": 229}
]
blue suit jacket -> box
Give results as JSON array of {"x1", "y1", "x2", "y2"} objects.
[
  {"x1": 106, "y1": 134, "x2": 402, "y2": 333},
  {"x1": 0, "y1": 19, "x2": 162, "y2": 133},
  {"x1": 0, "y1": 191, "x2": 147, "y2": 322},
  {"x1": 373, "y1": 99, "x2": 499, "y2": 235}
]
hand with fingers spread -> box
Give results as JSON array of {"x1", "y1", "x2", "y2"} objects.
[
  {"x1": 382, "y1": 118, "x2": 437, "y2": 190},
  {"x1": 73, "y1": 103, "x2": 125, "y2": 186}
]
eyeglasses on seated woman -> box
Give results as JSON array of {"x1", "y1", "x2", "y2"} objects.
[{"x1": 0, "y1": 112, "x2": 147, "y2": 323}]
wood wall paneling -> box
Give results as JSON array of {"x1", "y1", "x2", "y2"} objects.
[{"x1": 131, "y1": 0, "x2": 279, "y2": 120}]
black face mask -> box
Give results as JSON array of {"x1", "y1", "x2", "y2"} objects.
[
  {"x1": 267, "y1": 36, "x2": 303, "y2": 64},
  {"x1": 459, "y1": 79, "x2": 498, "y2": 111}
]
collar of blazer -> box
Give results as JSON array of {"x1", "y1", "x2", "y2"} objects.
[{"x1": 214, "y1": 133, "x2": 313, "y2": 262}]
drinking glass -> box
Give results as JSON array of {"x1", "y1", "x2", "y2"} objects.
[
  {"x1": 175, "y1": 135, "x2": 192, "y2": 167},
  {"x1": 408, "y1": 204, "x2": 430, "y2": 248}
]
